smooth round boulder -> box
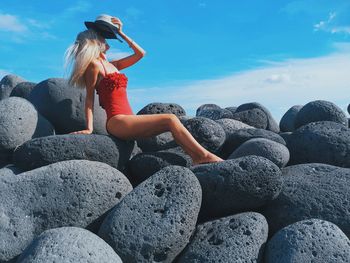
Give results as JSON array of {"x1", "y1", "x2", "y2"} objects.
[
  {"x1": 190, "y1": 156, "x2": 282, "y2": 221},
  {"x1": 265, "y1": 219, "x2": 350, "y2": 263},
  {"x1": 229, "y1": 138, "x2": 290, "y2": 168},
  {"x1": 0, "y1": 74, "x2": 26, "y2": 100},
  {"x1": 196, "y1": 103, "x2": 221, "y2": 116},
  {"x1": 28, "y1": 78, "x2": 107, "y2": 134},
  {"x1": 10, "y1": 81, "x2": 36, "y2": 100},
  {"x1": 279, "y1": 105, "x2": 303, "y2": 132},
  {"x1": 231, "y1": 108, "x2": 268, "y2": 129},
  {"x1": 295, "y1": 100, "x2": 348, "y2": 128},
  {"x1": 178, "y1": 212, "x2": 268, "y2": 263},
  {"x1": 0, "y1": 160, "x2": 132, "y2": 262},
  {"x1": 260, "y1": 163, "x2": 350, "y2": 238},
  {"x1": 287, "y1": 121, "x2": 350, "y2": 167},
  {"x1": 137, "y1": 102, "x2": 186, "y2": 116},
  {"x1": 182, "y1": 116, "x2": 226, "y2": 153},
  {"x1": 196, "y1": 108, "x2": 233, "y2": 120},
  {"x1": 98, "y1": 165, "x2": 202, "y2": 263},
  {"x1": 13, "y1": 134, "x2": 135, "y2": 173},
  {"x1": 17, "y1": 227, "x2": 122, "y2": 263}
]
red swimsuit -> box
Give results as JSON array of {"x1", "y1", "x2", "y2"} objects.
[{"x1": 96, "y1": 60, "x2": 134, "y2": 122}]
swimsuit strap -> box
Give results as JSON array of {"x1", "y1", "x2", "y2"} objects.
[{"x1": 100, "y1": 59, "x2": 108, "y2": 77}]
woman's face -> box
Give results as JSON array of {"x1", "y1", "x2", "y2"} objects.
[{"x1": 99, "y1": 38, "x2": 110, "y2": 53}]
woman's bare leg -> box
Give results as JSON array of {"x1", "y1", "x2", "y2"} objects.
[{"x1": 106, "y1": 113, "x2": 224, "y2": 165}]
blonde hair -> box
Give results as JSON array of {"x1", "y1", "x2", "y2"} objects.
[{"x1": 63, "y1": 29, "x2": 107, "y2": 89}]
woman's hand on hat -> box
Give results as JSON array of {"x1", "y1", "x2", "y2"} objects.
[{"x1": 111, "y1": 17, "x2": 123, "y2": 32}]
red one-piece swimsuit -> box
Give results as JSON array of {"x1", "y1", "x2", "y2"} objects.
[{"x1": 96, "y1": 60, "x2": 134, "y2": 122}]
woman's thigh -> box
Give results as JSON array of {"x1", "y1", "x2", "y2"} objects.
[{"x1": 106, "y1": 114, "x2": 175, "y2": 140}]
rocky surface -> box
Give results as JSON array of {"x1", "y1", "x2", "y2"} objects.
[
  {"x1": 0, "y1": 74, "x2": 26, "y2": 100},
  {"x1": 279, "y1": 105, "x2": 303, "y2": 132},
  {"x1": 137, "y1": 102, "x2": 186, "y2": 116}
]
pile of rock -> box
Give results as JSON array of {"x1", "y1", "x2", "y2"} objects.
[{"x1": 0, "y1": 74, "x2": 349, "y2": 262}]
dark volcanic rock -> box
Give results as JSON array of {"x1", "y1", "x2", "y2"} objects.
[
  {"x1": 287, "y1": 121, "x2": 350, "y2": 167},
  {"x1": 13, "y1": 134, "x2": 135, "y2": 173},
  {"x1": 190, "y1": 156, "x2": 282, "y2": 221},
  {"x1": 28, "y1": 78, "x2": 107, "y2": 134},
  {"x1": 260, "y1": 163, "x2": 350, "y2": 238},
  {"x1": 98, "y1": 165, "x2": 202, "y2": 263},
  {"x1": 295, "y1": 100, "x2": 348, "y2": 128},
  {"x1": 182, "y1": 117, "x2": 226, "y2": 153},
  {"x1": 9, "y1": 81, "x2": 36, "y2": 100},
  {"x1": 229, "y1": 138, "x2": 290, "y2": 168},
  {"x1": 234, "y1": 102, "x2": 280, "y2": 132},
  {"x1": 17, "y1": 227, "x2": 122, "y2": 263},
  {"x1": 0, "y1": 160, "x2": 132, "y2": 262},
  {"x1": 196, "y1": 103, "x2": 221, "y2": 116},
  {"x1": 0, "y1": 164, "x2": 23, "y2": 176},
  {"x1": 279, "y1": 105, "x2": 303, "y2": 132},
  {"x1": 218, "y1": 128, "x2": 286, "y2": 159},
  {"x1": 215, "y1": 118, "x2": 253, "y2": 133},
  {"x1": 224, "y1": 106, "x2": 237, "y2": 114},
  {"x1": 136, "y1": 131, "x2": 177, "y2": 152},
  {"x1": 231, "y1": 108, "x2": 268, "y2": 130},
  {"x1": 178, "y1": 212, "x2": 268, "y2": 263},
  {"x1": 348, "y1": 103, "x2": 350, "y2": 114},
  {"x1": 137, "y1": 102, "x2": 186, "y2": 116},
  {"x1": 196, "y1": 108, "x2": 233, "y2": 120},
  {"x1": 0, "y1": 74, "x2": 26, "y2": 100},
  {"x1": 265, "y1": 219, "x2": 350, "y2": 263}
]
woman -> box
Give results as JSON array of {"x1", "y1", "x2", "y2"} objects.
[{"x1": 65, "y1": 15, "x2": 223, "y2": 165}]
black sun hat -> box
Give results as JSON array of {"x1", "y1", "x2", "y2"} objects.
[{"x1": 84, "y1": 14, "x2": 123, "y2": 42}]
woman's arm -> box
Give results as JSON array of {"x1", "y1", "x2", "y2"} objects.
[{"x1": 69, "y1": 62, "x2": 98, "y2": 135}]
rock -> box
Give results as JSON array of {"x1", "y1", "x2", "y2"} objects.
[
  {"x1": 17, "y1": 227, "x2": 122, "y2": 263},
  {"x1": 13, "y1": 134, "x2": 135, "y2": 173},
  {"x1": 295, "y1": 100, "x2": 348, "y2": 128},
  {"x1": 190, "y1": 156, "x2": 282, "y2": 221},
  {"x1": 28, "y1": 78, "x2": 107, "y2": 134},
  {"x1": 265, "y1": 219, "x2": 350, "y2": 263},
  {"x1": 224, "y1": 106, "x2": 237, "y2": 114},
  {"x1": 98, "y1": 165, "x2": 202, "y2": 263},
  {"x1": 231, "y1": 108, "x2": 268, "y2": 129},
  {"x1": 137, "y1": 102, "x2": 186, "y2": 116},
  {"x1": 182, "y1": 117, "x2": 226, "y2": 153},
  {"x1": 0, "y1": 97, "x2": 54, "y2": 167},
  {"x1": 287, "y1": 121, "x2": 350, "y2": 167},
  {"x1": 260, "y1": 163, "x2": 350, "y2": 238},
  {"x1": 126, "y1": 150, "x2": 191, "y2": 186},
  {"x1": 9, "y1": 81, "x2": 36, "y2": 100},
  {"x1": 279, "y1": 105, "x2": 303, "y2": 132},
  {"x1": 348, "y1": 104, "x2": 350, "y2": 114},
  {"x1": 234, "y1": 102, "x2": 280, "y2": 132},
  {"x1": 196, "y1": 108, "x2": 233, "y2": 120},
  {"x1": 178, "y1": 212, "x2": 268, "y2": 263},
  {"x1": 0, "y1": 160, "x2": 132, "y2": 262},
  {"x1": 229, "y1": 138, "x2": 290, "y2": 168},
  {"x1": 218, "y1": 128, "x2": 286, "y2": 159},
  {"x1": 136, "y1": 131, "x2": 177, "y2": 152},
  {"x1": 0, "y1": 164, "x2": 23, "y2": 176},
  {"x1": 196, "y1": 103, "x2": 221, "y2": 116},
  {"x1": 0, "y1": 74, "x2": 26, "y2": 100},
  {"x1": 215, "y1": 118, "x2": 254, "y2": 133}
]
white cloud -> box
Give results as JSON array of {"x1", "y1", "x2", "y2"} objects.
[
  {"x1": 314, "y1": 11, "x2": 350, "y2": 35},
  {"x1": 0, "y1": 13, "x2": 27, "y2": 32},
  {"x1": 128, "y1": 43, "x2": 350, "y2": 121}
]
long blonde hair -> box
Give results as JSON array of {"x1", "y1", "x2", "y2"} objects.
[{"x1": 64, "y1": 29, "x2": 107, "y2": 89}]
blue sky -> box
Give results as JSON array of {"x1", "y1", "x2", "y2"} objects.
[{"x1": 0, "y1": 0, "x2": 349, "y2": 121}]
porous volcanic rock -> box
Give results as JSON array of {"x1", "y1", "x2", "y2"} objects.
[
  {"x1": 0, "y1": 160, "x2": 132, "y2": 262},
  {"x1": 190, "y1": 156, "x2": 282, "y2": 221},
  {"x1": 229, "y1": 138, "x2": 290, "y2": 168},
  {"x1": 279, "y1": 105, "x2": 303, "y2": 132},
  {"x1": 231, "y1": 108, "x2": 268, "y2": 130},
  {"x1": 178, "y1": 212, "x2": 268, "y2": 263},
  {"x1": 265, "y1": 219, "x2": 350, "y2": 263},
  {"x1": 196, "y1": 108, "x2": 233, "y2": 120},
  {"x1": 17, "y1": 227, "x2": 122, "y2": 263},
  {"x1": 0, "y1": 164, "x2": 23, "y2": 176},
  {"x1": 295, "y1": 100, "x2": 348, "y2": 128},
  {"x1": 136, "y1": 131, "x2": 177, "y2": 152},
  {"x1": 98, "y1": 165, "x2": 202, "y2": 263},
  {"x1": 28, "y1": 78, "x2": 107, "y2": 134},
  {"x1": 196, "y1": 103, "x2": 222, "y2": 116},
  {"x1": 137, "y1": 102, "x2": 186, "y2": 116},
  {"x1": 0, "y1": 74, "x2": 26, "y2": 100},
  {"x1": 260, "y1": 163, "x2": 350, "y2": 238},
  {"x1": 10, "y1": 81, "x2": 36, "y2": 100}
]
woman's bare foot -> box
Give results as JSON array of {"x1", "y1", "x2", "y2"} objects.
[{"x1": 192, "y1": 152, "x2": 224, "y2": 166}]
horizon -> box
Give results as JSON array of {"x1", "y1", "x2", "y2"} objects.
[{"x1": 0, "y1": 0, "x2": 349, "y2": 121}]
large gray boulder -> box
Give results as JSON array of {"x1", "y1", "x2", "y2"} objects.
[
  {"x1": 231, "y1": 108, "x2": 268, "y2": 130},
  {"x1": 265, "y1": 219, "x2": 350, "y2": 263},
  {"x1": 178, "y1": 212, "x2": 268, "y2": 263},
  {"x1": 295, "y1": 100, "x2": 348, "y2": 128},
  {"x1": 279, "y1": 105, "x2": 303, "y2": 132},
  {"x1": 260, "y1": 163, "x2": 350, "y2": 238},
  {"x1": 137, "y1": 102, "x2": 186, "y2": 116},
  {"x1": 196, "y1": 103, "x2": 221, "y2": 116},
  {"x1": 287, "y1": 121, "x2": 350, "y2": 167},
  {"x1": 190, "y1": 156, "x2": 282, "y2": 221},
  {"x1": 13, "y1": 134, "x2": 135, "y2": 173},
  {"x1": 9, "y1": 81, "x2": 36, "y2": 100},
  {"x1": 0, "y1": 74, "x2": 26, "y2": 100},
  {"x1": 229, "y1": 138, "x2": 290, "y2": 168},
  {"x1": 28, "y1": 78, "x2": 107, "y2": 134},
  {"x1": 0, "y1": 160, "x2": 132, "y2": 262},
  {"x1": 182, "y1": 117, "x2": 226, "y2": 153},
  {"x1": 136, "y1": 131, "x2": 177, "y2": 152},
  {"x1": 98, "y1": 165, "x2": 202, "y2": 263},
  {"x1": 17, "y1": 227, "x2": 122, "y2": 263},
  {"x1": 196, "y1": 108, "x2": 233, "y2": 120}
]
